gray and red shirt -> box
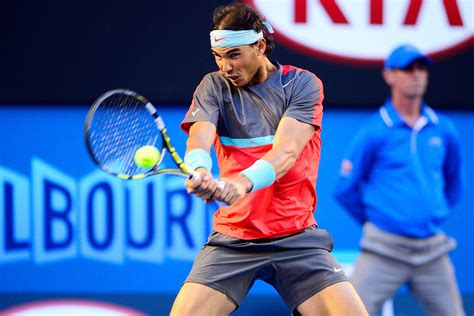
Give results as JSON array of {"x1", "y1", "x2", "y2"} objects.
[{"x1": 181, "y1": 63, "x2": 324, "y2": 239}]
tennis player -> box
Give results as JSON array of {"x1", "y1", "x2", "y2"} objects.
[{"x1": 170, "y1": 3, "x2": 368, "y2": 315}]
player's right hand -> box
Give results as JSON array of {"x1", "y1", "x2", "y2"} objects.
[{"x1": 185, "y1": 168, "x2": 219, "y2": 201}]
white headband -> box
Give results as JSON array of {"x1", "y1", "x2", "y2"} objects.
[
  {"x1": 210, "y1": 22, "x2": 274, "y2": 48},
  {"x1": 210, "y1": 30, "x2": 262, "y2": 48}
]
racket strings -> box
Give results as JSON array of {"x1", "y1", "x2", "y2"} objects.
[{"x1": 88, "y1": 93, "x2": 162, "y2": 176}]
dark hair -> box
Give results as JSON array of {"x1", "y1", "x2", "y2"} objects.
[{"x1": 212, "y1": 3, "x2": 275, "y2": 56}]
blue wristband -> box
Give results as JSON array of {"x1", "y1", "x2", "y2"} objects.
[
  {"x1": 184, "y1": 149, "x2": 212, "y2": 171},
  {"x1": 240, "y1": 159, "x2": 276, "y2": 192}
]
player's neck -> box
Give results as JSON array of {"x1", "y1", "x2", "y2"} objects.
[
  {"x1": 250, "y1": 58, "x2": 276, "y2": 85},
  {"x1": 391, "y1": 93, "x2": 423, "y2": 127}
]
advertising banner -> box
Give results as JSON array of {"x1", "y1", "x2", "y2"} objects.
[{"x1": 0, "y1": 106, "x2": 472, "y2": 315}]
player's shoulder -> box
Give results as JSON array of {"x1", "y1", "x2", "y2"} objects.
[
  {"x1": 195, "y1": 71, "x2": 228, "y2": 92},
  {"x1": 281, "y1": 64, "x2": 318, "y2": 79},
  {"x1": 280, "y1": 64, "x2": 322, "y2": 88},
  {"x1": 201, "y1": 71, "x2": 226, "y2": 84}
]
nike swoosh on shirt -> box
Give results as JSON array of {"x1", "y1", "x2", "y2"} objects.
[
  {"x1": 191, "y1": 108, "x2": 200, "y2": 116},
  {"x1": 333, "y1": 266, "x2": 343, "y2": 273},
  {"x1": 282, "y1": 77, "x2": 296, "y2": 88}
]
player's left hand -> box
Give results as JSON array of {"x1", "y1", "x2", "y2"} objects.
[{"x1": 212, "y1": 173, "x2": 252, "y2": 205}]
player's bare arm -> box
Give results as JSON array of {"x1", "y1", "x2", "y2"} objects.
[
  {"x1": 216, "y1": 117, "x2": 316, "y2": 205},
  {"x1": 184, "y1": 121, "x2": 219, "y2": 200},
  {"x1": 263, "y1": 116, "x2": 316, "y2": 178}
]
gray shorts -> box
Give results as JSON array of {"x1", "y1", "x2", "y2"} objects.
[{"x1": 185, "y1": 226, "x2": 348, "y2": 312}]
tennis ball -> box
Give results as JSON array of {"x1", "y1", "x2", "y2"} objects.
[{"x1": 134, "y1": 146, "x2": 160, "y2": 168}]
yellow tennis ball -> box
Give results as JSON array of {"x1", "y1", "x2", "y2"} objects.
[{"x1": 134, "y1": 146, "x2": 160, "y2": 168}]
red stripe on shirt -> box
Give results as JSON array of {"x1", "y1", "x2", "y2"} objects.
[{"x1": 313, "y1": 76, "x2": 324, "y2": 127}]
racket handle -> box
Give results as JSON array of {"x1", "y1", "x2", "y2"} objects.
[
  {"x1": 217, "y1": 180, "x2": 226, "y2": 190},
  {"x1": 214, "y1": 180, "x2": 229, "y2": 207},
  {"x1": 189, "y1": 172, "x2": 228, "y2": 207},
  {"x1": 189, "y1": 171, "x2": 202, "y2": 182},
  {"x1": 215, "y1": 181, "x2": 227, "y2": 208}
]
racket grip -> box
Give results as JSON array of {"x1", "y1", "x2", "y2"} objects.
[
  {"x1": 215, "y1": 181, "x2": 227, "y2": 208},
  {"x1": 217, "y1": 180, "x2": 226, "y2": 191},
  {"x1": 189, "y1": 172, "x2": 228, "y2": 207},
  {"x1": 189, "y1": 171, "x2": 201, "y2": 181}
]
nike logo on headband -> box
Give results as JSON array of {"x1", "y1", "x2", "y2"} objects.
[{"x1": 210, "y1": 29, "x2": 264, "y2": 48}]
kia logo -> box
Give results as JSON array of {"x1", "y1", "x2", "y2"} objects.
[{"x1": 244, "y1": 0, "x2": 473, "y2": 64}]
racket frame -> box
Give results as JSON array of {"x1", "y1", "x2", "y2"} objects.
[{"x1": 84, "y1": 89, "x2": 196, "y2": 180}]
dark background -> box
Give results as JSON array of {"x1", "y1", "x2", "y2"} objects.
[{"x1": 1, "y1": 0, "x2": 473, "y2": 108}]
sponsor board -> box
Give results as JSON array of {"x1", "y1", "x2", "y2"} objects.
[{"x1": 245, "y1": 0, "x2": 474, "y2": 64}]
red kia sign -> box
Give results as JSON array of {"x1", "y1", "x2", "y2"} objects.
[{"x1": 244, "y1": 0, "x2": 473, "y2": 64}]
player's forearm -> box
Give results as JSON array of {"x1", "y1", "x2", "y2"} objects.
[
  {"x1": 186, "y1": 121, "x2": 216, "y2": 153},
  {"x1": 238, "y1": 143, "x2": 301, "y2": 193},
  {"x1": 261, "y1": 143, "x2": 299, "y2": 179},
  {"x1": 262, "y1": 117, "x2": 316, "y2": 179}
]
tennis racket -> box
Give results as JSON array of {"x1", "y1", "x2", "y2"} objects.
[{"x1": 84, "y1": 89, "x2": 225, "y2": 201}]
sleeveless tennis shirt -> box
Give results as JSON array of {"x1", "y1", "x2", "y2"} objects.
[{"x1": 181, "y1": 64, "x2": 323, "y2": 239}]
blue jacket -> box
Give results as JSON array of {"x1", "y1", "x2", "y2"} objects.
[{"x1": 334, "y1": 99, "x2": 464, "y2": 238}]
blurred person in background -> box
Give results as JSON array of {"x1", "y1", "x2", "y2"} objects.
[
  {"x1": 334, "y1": 44, "x2": 465, "y2": 316},
  {"x1": 170, "y1": 3, "x2": 368, "y2": 316}
]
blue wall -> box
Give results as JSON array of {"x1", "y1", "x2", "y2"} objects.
[{"x1": 0, "y1": 106, "x2": 472, "y2": 314}]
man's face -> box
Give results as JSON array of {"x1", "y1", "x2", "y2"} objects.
[
  {"x1": 211, "y1": 43, "x2": 263, "y2": 87},
  {"x1": 384, "y1": 60, "x2": 429, "y2": 98}
]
